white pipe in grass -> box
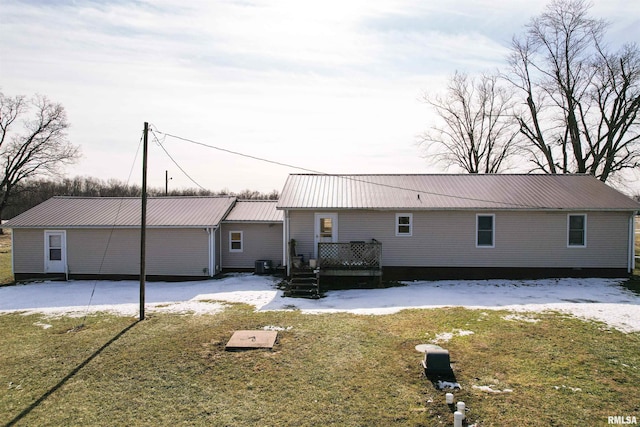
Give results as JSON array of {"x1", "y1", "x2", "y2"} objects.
[
  {"x1": 456, "y1": 401, "x2": 465, "y2": 419},
  {"x1": 454, "y1": 411, "x2": 464, "y2": 427}
]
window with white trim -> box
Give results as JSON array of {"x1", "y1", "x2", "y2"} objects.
[
  {"x1": 567, "y1": 214, "x2": 586, "y2": 247},
  {"x1": 229, "y1": 231, "x2": 243, "y2": 252},
  {"x1": 476, "y1": 214, "x2": 495, "y2": 247},
  {"x1": 48, "y1": 233, "x2": 63, "y2": 261},
  {"x1": 319, "y1": 217, "x2": 333, "y2": 238},
  {"x1": 395, "y1": 213, "x2": 412, "y2": 236}
]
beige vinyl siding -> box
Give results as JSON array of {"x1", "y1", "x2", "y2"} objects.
[
  {"x1": 288, "y1": 211, "x2": 315, "y2": 260},
  {"x1": 12, "y1": 229, "x2": 45, "y2": 274},
  {"x1": 289, "y1": 210, "x2": 630, "y2": 269},
  {"x1": 147, "y1": 229, "x2": 210, "y2": 276},
  {"x1": 66, "y1": 228, "x2": 210, "y2": 276},
  {"x1": 221, "y1": 223, "x2": 283, "y2": 269}
]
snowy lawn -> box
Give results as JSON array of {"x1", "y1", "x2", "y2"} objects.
[
  {"x1": 2, "y1": 275, "x2": 639, "y2": 426},
  {"x1": 1, "y1": 274, "x2": 639, "y2": 332}
]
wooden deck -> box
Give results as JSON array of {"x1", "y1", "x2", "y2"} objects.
[
  {"x1": 317, "y1": 241, "x2": 382, "y2": 277},
  {"x1": 284, "y1": 241, "x2": 383, "y2": 297},
  {"x1": 318, "y1": 241, "x2": 382, "y2": 284}
]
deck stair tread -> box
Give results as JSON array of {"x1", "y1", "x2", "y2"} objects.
[{"x1": 284, "y1": 269, "x2": 320, "y2": 299}]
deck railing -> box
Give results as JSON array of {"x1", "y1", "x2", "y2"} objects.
[{"x1": 318, "y1": 241, "x2": 382, "y2": 270}]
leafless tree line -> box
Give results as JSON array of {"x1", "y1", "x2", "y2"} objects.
[
  {"x1": 0, "y1": 92, "x2": 80, "y2": 226},
  {"x1": 0, "y1": 91, "x2": 277, "y2": 223},
  {"x1": 421, "y1": 0, "x2": 640, "y2": 185},
  {"x1": 2, "y1": 176, "x2": 278, "y2": 219}
]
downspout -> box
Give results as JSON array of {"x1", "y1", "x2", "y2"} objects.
[
  {"x1": 207, "y1": 227, "x2": 214, "y2": 277},
  {"x1": 282, "y1": 210, "x2": 287, "y2": 275},
  {"x1": 284, "y1": 210, "x2": 290, "y2": 277},
  {"x1": 64, "y1": 231, "x2": 69, "y2": 281},
  {"x1": 630, "y1": 213, "x2": 637, "y2": 274},
  {"x1": 218, "y1": 225, "x2": 222, "y2": 275},
  {"x1": 10, "y1": 230, "x2": 14, "y2": 278}
]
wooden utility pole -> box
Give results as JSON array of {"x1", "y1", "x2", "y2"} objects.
[
  {"x1": 165, "y1": 170, "x2": 172, "y2": 196},
  {"x1": 140, "y1": 122, "x2": 149, "y2": 320}
]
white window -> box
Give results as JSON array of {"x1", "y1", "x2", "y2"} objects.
[
  {"x1": 48, "y1": 233, "x2": 63, "y2": 260},
  {"x1": 395, "y1": 213, "x2": 412, "y2": 236},
  {"x1": 567, "y1": 214, "x2": 586, "y2": 247},
  {"x1": 229, "y1": 231, "x2": 243, "y2": 252},
  {"x1": 319, "y1": 217, "x2": 333, "y2": 238},
  {"x1": 476, "y1": 214, "x2": 495, "y2": 248}
]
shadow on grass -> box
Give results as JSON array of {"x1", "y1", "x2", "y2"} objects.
[
  {"x1": 425, "y1": 370, "x2": 461, "y2": 414},
  {"x1": 425, "y1": 371, "x2": 459, "y2": 388},
  {"x1": 4, "y1": 320, "x2": 139, "y2": 427},
  {"x1": 622, "y1": 275, "x2": 640, "y2": 296}
]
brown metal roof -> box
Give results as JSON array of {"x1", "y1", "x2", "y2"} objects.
[
  {"x1": 223, "y1": 200, "x2": 283, "y2": 222},
  {"x1": 4, "y1": 196, "x2": 237, "y2": 228},
  {"x1": 276, "y1": 174, "x2": 640, "y2": 211}
]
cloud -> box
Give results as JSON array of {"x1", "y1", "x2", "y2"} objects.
[{"x1": 1, "y1": 0, "x2": 638, "y2": 193}]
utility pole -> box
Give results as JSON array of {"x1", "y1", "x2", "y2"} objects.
[
  {"x1": 140, "y1": 122, "x2": 148, "y2": 320},
  {"x1": 165, "y1": 170, "x2": 172, "y2": 196}
]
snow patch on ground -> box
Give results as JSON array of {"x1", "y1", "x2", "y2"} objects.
[
  {"x1": 553, "y1": 385, "x2": 582, "y2": 392},
  {"x1": 436, "y1": 380, "x2": 461, "y2": 390},
  {"x1": 472, "y1": 385, "x2": 513, "y2": 393},
  {"x1": 149, "y1": 301, "x2": 227, "y2": 316},
  {"x1": 502, "y1": 313, "x2": 540, "y2": 323},
  {"x1": 1, "y1": 275, "x2": 639, "y2": 333},
  {"x1": 432, "y1": 329, "x2": 475, "y2": 343},
  {"x1": 33, "y1": 321, "x2": 52, "y2": 329},
  {"x1": 262, "y1": 325, "x2": 293, "y2": 331}
]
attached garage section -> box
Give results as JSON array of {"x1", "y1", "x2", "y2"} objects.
[
  {"x1": 12, "y1": 227, "x2": 215, "y2": 280},
  {"x1": 69, "y1": 228, "x2": 212, "y2": 278},
  {"x1": 12, "y1": 229, "x2": 45, "y2": 277},
  {"x1": 6, "y1": 196, "x2": 236, "y2": 281}
]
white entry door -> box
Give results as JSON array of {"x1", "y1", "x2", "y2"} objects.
[
  {"x1": 45, "y1": 231, "x2": 67, "y2": 273},
  {"x1": 314, "y1": 213, "x2": 338, "y2": 258}
]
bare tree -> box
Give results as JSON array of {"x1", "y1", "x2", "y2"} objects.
[
  {"x1": 0, "y1": 92, "x2": 80, "y2": 228},
  {"x1": 506, "y1": 0, "x2": 640, "y2": 181},
  {"x1": 588, "y1": 43, "x2": 640, "y2": 181},
  {"x1": 420, "y1": 71, "x2": 519, "y2": 173}
]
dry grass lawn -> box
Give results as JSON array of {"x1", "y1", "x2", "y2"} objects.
[
  {"x1": 1, "y1": 305, "x2": 639, "y2": 426},
  {"x1": 0, "y1": 231, "x2": 13, "y2": 286},
  {"x1": 0, "y1": 223, "x2": 639, "y2": 425}
]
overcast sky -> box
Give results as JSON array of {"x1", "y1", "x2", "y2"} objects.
[{"x1": 1, "y1": 0, "x2": 639, "y2": 194}]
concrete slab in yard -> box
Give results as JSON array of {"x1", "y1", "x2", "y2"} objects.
[{"x1": 225, "y1": 330, "x2": 278, "y2": 351}]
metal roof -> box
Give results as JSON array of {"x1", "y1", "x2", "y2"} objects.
[
  {"x1": 276, "y1": 174, "x2": 640, "y2": 211},
  {"x1": 223, "y1": 200, "x2": 283, "y2": 222},
  {"x1": 4, "y1": 196, "x2": 237, "y2": 228}
]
